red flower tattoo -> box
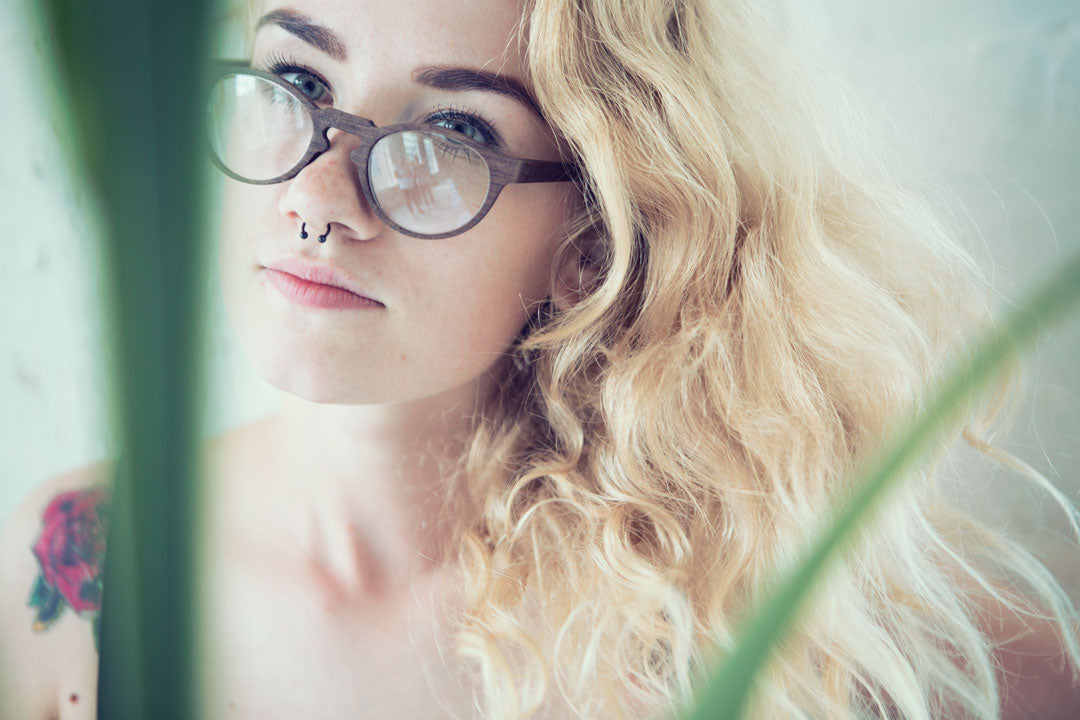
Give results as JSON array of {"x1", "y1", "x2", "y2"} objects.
[{"x1": 28, "y1": 486, "x2": 110, "y2": 649}]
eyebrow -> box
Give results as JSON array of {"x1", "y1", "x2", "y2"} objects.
[
  {"x1": 254, "y1": 8, "x2": 545, "y2": 121},
  {"x1": 256, "y1": 9, "x2": 347, "y2": 62},
  {"x1": 412, "y1": 66, "x2": 545, "y2": 122}
]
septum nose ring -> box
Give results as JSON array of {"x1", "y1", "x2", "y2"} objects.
[{"x1": 300, "y1": 222, "x2": 332, "y2": 243}]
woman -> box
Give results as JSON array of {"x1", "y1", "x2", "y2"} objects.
[{"x1": 2, "y1": 0, "x2": 1078, "y2": 717}]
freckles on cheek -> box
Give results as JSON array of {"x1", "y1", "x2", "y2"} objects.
[
  {"x1": 401, "y1": 220, "x2": 559, "y2": 369},
  {"x1": 414, "y1": 296, "x2": 518, "y2": 374}
]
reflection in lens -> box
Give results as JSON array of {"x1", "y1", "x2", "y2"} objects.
[
  {"x1": 207, "y1": 74, "x2": 311, "y2": 181},
  {"x1": 369, "y1": 131, "x2": 489, "y2": 236}
]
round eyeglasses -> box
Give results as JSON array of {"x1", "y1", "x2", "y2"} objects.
[{"x1": 205, "y1": 63, "x2": 581, "y2": 240}]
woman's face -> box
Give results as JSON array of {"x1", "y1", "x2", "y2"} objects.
[{"x1": 219, "y1": 0, "x2": 578, "y2": 405}]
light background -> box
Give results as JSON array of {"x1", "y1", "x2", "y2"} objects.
[{"x1": 2, "y1": 1, "x2": 1078, "y2": 588}]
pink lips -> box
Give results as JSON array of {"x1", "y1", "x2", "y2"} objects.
[{"x1": 262, "y1": 259, "x2": 383, "y2": 310}]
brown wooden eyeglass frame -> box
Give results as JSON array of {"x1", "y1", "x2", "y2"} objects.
[{"x1": 207, "y1": 61, "x2": 582, "y2": 240}]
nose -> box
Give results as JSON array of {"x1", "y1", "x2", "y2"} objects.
[{"x1": 278, "y1": 128, "x2": 384, "y2": 242}]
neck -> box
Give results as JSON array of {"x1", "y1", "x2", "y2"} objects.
[{"x1": 256, "y1": 378, "x2": 490, "y2": 598}]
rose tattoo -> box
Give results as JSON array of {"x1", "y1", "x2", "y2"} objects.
[{"x1": 27, "y1": 486, "x2": 110, "y2": 651}]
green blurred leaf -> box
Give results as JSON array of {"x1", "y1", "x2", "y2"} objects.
[
  {"x1": 33, "y1": 0, "x2": 216, "y2": 718},
  {"x1": 684, "y1": 253, "x2": 1080, "y2": 720}
]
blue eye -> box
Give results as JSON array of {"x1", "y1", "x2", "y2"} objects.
[
  {"x1": 260, "y1": 53, "x2": 332, "y2": 103},
  {"x1": 427, "y1": 106, "x2": 500, "y2": 148},
  {"x1": 279, "y1": 70, "x2": 330, "y2": 103}
]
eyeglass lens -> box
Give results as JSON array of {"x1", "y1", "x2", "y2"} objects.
[{"x1": 207, "y1": 72, "x2": 492, "y2": 236}]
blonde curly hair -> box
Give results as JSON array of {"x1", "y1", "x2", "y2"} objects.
[{"x1": 234, "y1": 0, "x2": 1080, "y2": 717}]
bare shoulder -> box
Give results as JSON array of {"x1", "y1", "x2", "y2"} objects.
[
  {"x1": 202, "y1": 414, "x2": 278, "y2": 459},
  {"x1": 199, "y1": 414, "x2": 282, "y2": 504},
  {"x1": 0, "y1": 461, "x2": 113, "y2": 720}
]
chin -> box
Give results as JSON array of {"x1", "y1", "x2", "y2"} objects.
[
  {"x1": 226, "y1": 298, "x2": 515, "y2": 408},
  {"x1": 250, "y1": 349, "x2": 396, "y2": 405},
  {"x1": 247, "y1": 344, "x2": 480, "y2": 407}
]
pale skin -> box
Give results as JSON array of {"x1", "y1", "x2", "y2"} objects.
[
  {"x1": 207, "y1": 0, "x2": 582, "y2": 714},
  {"x1": 1, "y1": 0, "x2": 580, "y2": 717},
  {"x1": 213, "y1": 0, "x2": 579, "y2": 601},
  {"x1": 1, "y1": 0, "x2": 1078, "y2": 718}
]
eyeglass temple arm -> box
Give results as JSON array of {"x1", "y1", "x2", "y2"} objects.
[{"x1": 511, "y1": 160, "x2": 583, "y2": 184}]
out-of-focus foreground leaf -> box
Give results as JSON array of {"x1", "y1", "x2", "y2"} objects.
[
  {"x1": 683, "y1": 252, "x2": 1080, "y2": 720},
  {"x1": 32, "y1": 1, "x2": 214, "y2": 718},
  {"x1": 27, "y1": 0, "x2": 1080, "y2": 717}
]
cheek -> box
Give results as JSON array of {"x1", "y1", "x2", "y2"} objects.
[
  {"x1": 403, "y1": 249, "x2": 540, "y2": 375},
  {"x1": 397, "y1": 188, "x2": 570, "y2": 373},
  {"x1": 218, "y1": 183, "x2": 272, "y2": 311},
  {"x1": 216, "y1": 183, "x2": 292, "y2": 388},
  {"x1": 211, "y1": 177, "x2": 574, "y2": 404}
]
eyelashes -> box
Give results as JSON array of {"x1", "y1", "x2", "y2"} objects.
[
  {"x1": 425, "y1": 104, "x2": 501, "y2": 147},
  {"x1": 261, "y1": 52, "x2": 331, "y2": 103},
  {"x1": 253, "y1": 51, "x2": 504, "y2": 148}
]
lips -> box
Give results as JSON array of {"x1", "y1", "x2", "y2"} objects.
[{"x1": 262, "y1": 258, "x2": 384, "y2": 310}]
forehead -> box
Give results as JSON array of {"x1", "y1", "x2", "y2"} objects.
[{"x1": 252, "y1": 0, "x2": 531, "y2": 75}]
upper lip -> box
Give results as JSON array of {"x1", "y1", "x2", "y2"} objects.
[{"x1": 262, "y1": 258, "x2": 383, "y2": 305}]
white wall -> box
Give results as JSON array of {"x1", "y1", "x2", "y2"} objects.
[
  {"x1": 0, "y1": 0, "x2": 280, "y2": 526},
  {"x1": 3, "y1": 1, "x2": 1078, "y2": 591},
  {"x1": 775, "y1": 0, "x2": 1080, "y2": 590}
]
